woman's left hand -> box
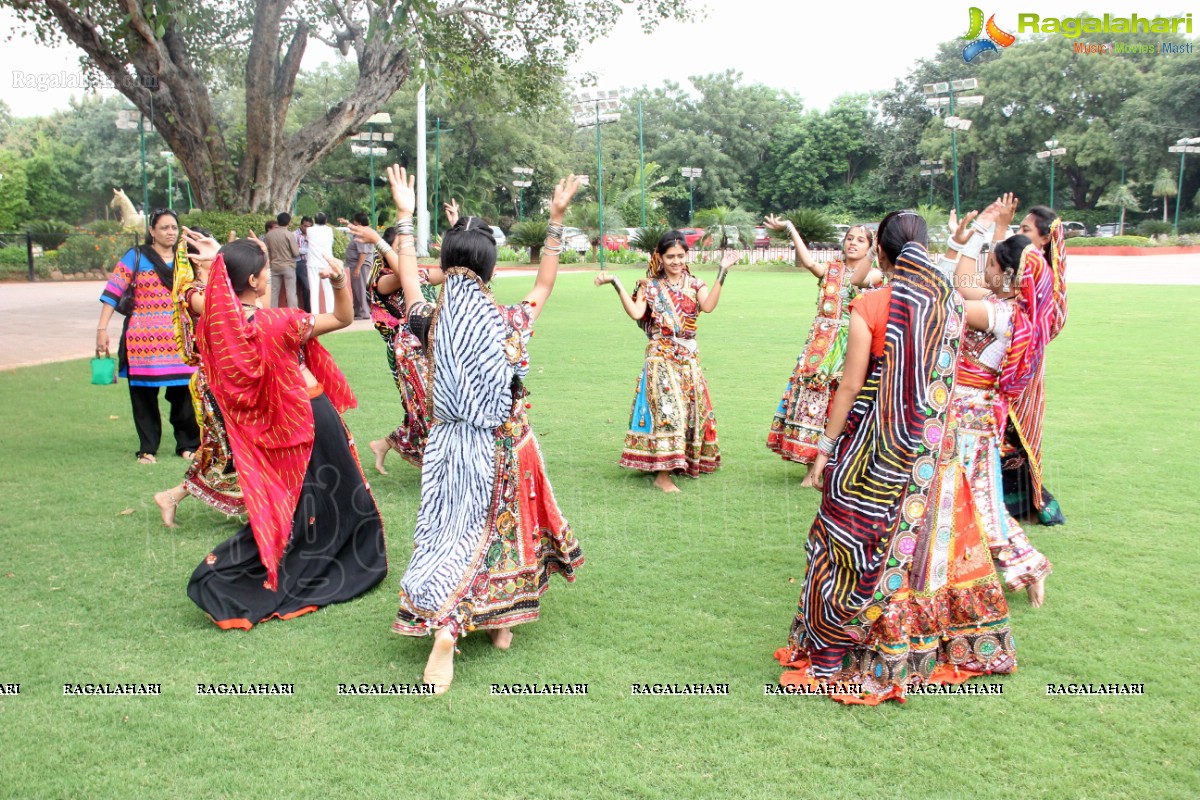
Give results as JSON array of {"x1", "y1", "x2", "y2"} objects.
[
  {"x1": 247, "y1": 229, "x2": 269, "y2": 260},
  {"x1": 801, "y1": 453, "x2": 829, "y2": 489},
  {"x1": 182, "y1": 227, "x2": 219, "y2": 264},
  {"x1": 387, "y1": 164, "x2": 417, "y2": 218},
  {"x1": 319, "y1": 255, "x2": 345, "y2": 281},
  {"x1": 995, "y1": 192, "x2": 1019, "y2": 230},
  {"x1": 951, "y1": 210, "x2": 980, "y2": 246},
  {"x1": 719, "y1": 250, "x2": 740, "y2": 270}
]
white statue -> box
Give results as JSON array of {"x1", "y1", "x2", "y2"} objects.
[{"x1": 110, "y1": 188, "x2": 146, "y2": 232}]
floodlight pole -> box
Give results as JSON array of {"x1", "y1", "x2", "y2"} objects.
[{"x1": 639, "y1": 100, "x2": 646, "y2": 226}]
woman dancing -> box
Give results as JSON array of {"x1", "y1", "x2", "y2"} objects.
[
  {"x1": 595, "y1": 233, "x2": 738, "y2": 492},
  {"x1": 96, "y1": 209, "x2": 199, "y2": 463},
  {"x1": 351, "y1": 207, "x2": 455, "y2": 474},
  {"x1": 1003, "y1": 204, "x2": 1068, "y2": 525},
  {"x1": 776, "y1": 210, "x2": 1031, "y2": 703},
  {"x1": 153, "y1": 229, "x2": 245, "y2": 527},
  {"x1": 764, "y1": 217, "x2": 877, "y2": 466},
  {"x1": 386, "y1": 166, "x2": 585, "y2": 692},
  {"x1": 185, "y1": 233, "x2": 387, "y2": 630}
]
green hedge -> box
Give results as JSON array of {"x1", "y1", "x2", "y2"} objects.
[
  {"x1": 56, "y1": 232, "x2": 141, "y2": 274},
  {"x1": 179, "y1": 210, "x2": 276, "y2": 238},
  {"x1": 1066, "y1": 235, "x2": 1154, "y2": 247}
]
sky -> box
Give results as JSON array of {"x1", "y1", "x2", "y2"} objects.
[{"x1": 0, "y1": 0, "x2": 1194, "y2": 117}]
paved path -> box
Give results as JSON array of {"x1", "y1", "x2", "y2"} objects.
[{"x1": 1, "y1": 254, "x2": 1196, "y2": 371}]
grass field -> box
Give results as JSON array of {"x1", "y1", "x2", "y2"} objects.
[{"x1": 1, "y1": 270, "x2": 1197, "y2": 799}]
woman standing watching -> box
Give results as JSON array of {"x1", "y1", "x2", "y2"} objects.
[
  {"x1": 387, "y1": 165, "x2": 585, "y2": 693},
  {"x1": 96, "y1": 209, "x2": 199, "y2": 464},
  {"x1": 764, "y1": 217, "x2": 876, "y2": 466},
  {"x1": 595, "y1": 232, "x2": 738, "y2": 492}
]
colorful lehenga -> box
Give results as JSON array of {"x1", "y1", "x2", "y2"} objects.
[
  {"x1": 1003, "y1": 219, "x2": 1068, "y2": 526},
  {"x1": 187, "y1": 255, "x2": 387, "y2": 629},
  {"x1": 619, "y1": 273, "x2": 719, "y2": 477},
  {"x1": 368, "y1": 254, "x2": 435, "y2": 466},
  {"x1": 775, "y1": 243, "x2": 1018, "y2": 704},
  {"x1": 171, "y1": 245, "x2": 244, "y2": 515},
  {"x1": 393, "y1": 269, "x2": 583, "y2": 638},
  {"x1": 767, "y1": 261, "x2": 858, "y2": 463}
]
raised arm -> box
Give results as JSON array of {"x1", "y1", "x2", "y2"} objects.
[
  {"x1": 523, "y1": 175, "x2": 585, "y2": 319},
  {"x1": 386, "y1": 164, "x2": 425, "y2": 314},
  {"x1": 444, "y1": 198, "x2": 460, "y2": 228},
  {"x1": 181, "y1": 227, "x2": 221, "y2": 314},
  {"x1": 765, "y1": 213, "x2": 823, "y2": 278},
  {"x1": 594, "y1": 270, "x2": 648, "y2": 321},
  {"x1": 697, "y1": 250, "x2": 738, "y2": 313}
]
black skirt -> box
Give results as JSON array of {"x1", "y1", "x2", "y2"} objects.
[{"x1": 188, "y1": 393, "x2": 387, "y2": 629}]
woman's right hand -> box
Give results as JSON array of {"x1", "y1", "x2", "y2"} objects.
[
  {"x1": 763, "y1": 214, "x2": 789, "y2": 232},
  {"x1": 96, "y1": 328, "x2": 109, "y2": 355},
  {"x1": 347, "y1": 223, "x2": 380, "y2": 244},
  {"x1": 444, "y1": 198, "x2": 460, "y2": 227},
  {"x1": 387, "y1": 164, "x2": 416, "y2": 218},
  {"x1": 319, "y1": 255, "x2": 345, "y2": 280},
  {"x1": 951, "y1": 209, "x2": 981, "y2": 246},
  {"x1": 594, "y1": 271, "x2": 615, "y2": 287}
]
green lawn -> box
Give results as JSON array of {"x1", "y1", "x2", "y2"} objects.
[{"x1": 1, "y1": 272, "x2": 1197, "y2": 799}]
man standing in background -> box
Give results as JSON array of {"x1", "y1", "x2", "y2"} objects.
[
  {"x1": 295, "y1": 215, "x2": 313, "y2": 311},
  {"x1": 264, "y1": 212, "x2": 300, "y2": 307},
  {"x1": 341, "y1": 211, "x2": 372, "y2": 320}
]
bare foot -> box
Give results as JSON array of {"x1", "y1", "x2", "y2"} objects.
[
  {"x1": 424, "y1": 628, "x2": 456, "y2": 695},
  {"x1": 369, "y1": 439, "x2": 391, "y2": 475},
  {"x1": 653, "y1": 471, "x2": 681, "y2": 493},
  {"x1": 154, "y1": 486, "x2": 185, "y2": 528},
  {"x1": 1027, "y1": 575, "x2": 1047, "y2": 608},
  {"x1": 488, "y1": 627, "x2": 513, "y2": 650}
]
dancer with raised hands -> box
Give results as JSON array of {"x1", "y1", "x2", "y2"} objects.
[
  {"x1": 764, "y1": 216, "x2": 877, "y2": 467},
  {"x1": 184, "y1": 231, "x2": 386, "y2": 630},
  {"x1": 385, "y1": 164, "x2": 585, "y2": 693},
  {"x1": 595, "y1": 233, "x2": 738, "y2": 492}
]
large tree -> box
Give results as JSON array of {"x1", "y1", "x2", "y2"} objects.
[{"x1": 6, "y1": 0, "x2": 694, "y2": 212}]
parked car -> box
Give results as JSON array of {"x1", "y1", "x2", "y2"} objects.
[
  {"x1": 753, "y1": 226, "x2": 770, "y2": 248},
  {"x1": 676, "y1": 227, "x2": 706, "y2": 247},
  {"x1": 1095, "y1": 222, "x2": 1122, "y2": 237},
  {"x1": 1061, "y1": 221, "x2": 1088, "y2": 237},
  {"x1": 562, "y1": 226, "x2": 590, "y2": 255},
  {"x1": 489, "y1": 226, "x2": 507, "y2": 247},
  {"x1": 602, "y1": 232, "x2": 628, "y2": 250},
  {"x1": 704, "y1": 225, "x2": 743, "y2": 249},
  {"x1": 832, "y1": 224, "x2": 851, "y2": 240}
]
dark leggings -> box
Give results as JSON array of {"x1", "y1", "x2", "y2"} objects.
[{"x1": 129, "y1": 384, "x2": 200, "y2": 457}]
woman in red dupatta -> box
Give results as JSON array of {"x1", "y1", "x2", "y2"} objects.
[{"x1": 184, "y1": 233, "x2": 387, "y2": 629}]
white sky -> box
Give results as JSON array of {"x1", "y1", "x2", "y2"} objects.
[{"x1": 0, "y1": 0, "x2": 1191, "y2": 118}]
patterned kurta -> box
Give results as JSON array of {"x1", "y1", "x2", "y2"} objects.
[
  {"x1": 767, "y1": 261, "x2": 858, "y2": 464},
  {"x1": 620, "y1": 273, "x2": 719, "y2": 477},
  {"x1": 369, "y1": 254, "x2": 434, "y2": 466},
  {"x1": 100, "y1": 248, "x2": 195, "y2": 386},
  {"x1": 393, "y1": 269, "x2": 583, "y2": 638}
]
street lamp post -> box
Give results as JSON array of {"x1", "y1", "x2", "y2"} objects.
[
  {"x1": 923, "y1": 79, "x2": 984, "y2": 216},
  {"x1": 919, "y1": 159, "x2": 946, "y2": 206},
  {"x1": 1036, "y1": 139, "x2": 1067, "y2": 207},
  {"x1": 160, "y1": 151, "x2": 175, "y2": 211},
  {"x1": 350, "y1": 112, "x2": 392, "y2": 226},
  {"x1": 680, "y1": 167, "x2": 702, "y2": 222},
  {"x1": 511, "y1": 167, "x2": 533, "y2": 221},
  {"x1": 572, "y1": 88, "x2": 624, "y2": 271},
  {"x1": 426, "y1": 118, "x2": 455, "y2": 238},
  {"x1": 1167, "y1": 137, "x2": 1200, "y2": 233},
  {"x1": 115, "y1": 109, "x2": 152, "y2": 231}
]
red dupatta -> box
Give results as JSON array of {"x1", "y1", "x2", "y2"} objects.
[
  {"x1": 197, "y1": 255, "x2": 355, "y2": 590},
  {"x1": 1048, "y1": 218, "x2": 1068, "y2": 339},
  {"x1": 1003, "y1": 244, "x2": 1055, "y2": 503}
]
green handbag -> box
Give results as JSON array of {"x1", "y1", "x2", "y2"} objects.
[{"x1": 91, "y1": 347, "x2": 117, "y2": 385}]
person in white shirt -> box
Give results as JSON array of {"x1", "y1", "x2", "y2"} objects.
[{"x1": 306, "y1": 212, "x2": 336, "y2": 312}]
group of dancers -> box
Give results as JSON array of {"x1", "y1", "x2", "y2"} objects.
[{"x1": 99, "y1": 161, "x2": 1068, "y2": 701}]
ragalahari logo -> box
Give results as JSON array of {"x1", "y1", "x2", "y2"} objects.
[{"x1": 962, "y1": 7, "x2": 1016, "y2": 62}]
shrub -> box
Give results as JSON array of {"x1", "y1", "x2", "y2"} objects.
[
  {"x1": 781, "y1": 209, "x2": 835, "y2": 246},
  {"x1": 507, "y1": 220, "x2": 550, "y2": 263},
  {"x1": 495, "y1": 246, "x2": 523, "y2": 263},
  {"x1": 558, "y1": 249, "x2": 582, "y2": 265},
  {"x1": 84, "y1": 220, "x2": 127, "y2": 235},
  {"x1": 1066, "y1": 235, "x2": 1154, "y2": 247},
  {"x1": 629, "y1": 224, "x2": 671, "y2": 253},
  {"x1": 180, "y1": 210, "x2": 277, "y2": 239},
  {"x1": 57, "y1": 231, "x2": 140, "y2": 274},
  {"x1": 1177, "y1": 219, "x2": 1200, "y2": 235},
  {"x1": 27, "y1": 220, "x2": 72, "y2": 251},
  {"x1": 598, "y1": 247, "x2": 647, "y2": 266},
  {"x1": 1137, "y1": 220, "x2": 1175, "y2": 237}
]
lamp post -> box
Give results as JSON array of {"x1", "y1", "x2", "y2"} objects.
[
  {"x1": 1035, "y1": 139, "x2": 1067, "y2": 208},
  {"x1": 923, "y1": 79, "x2": 984, "y2": 216},
  {"x1": 572, "y1": 88, "x2": 624, "y2": 270},
  {"x1": 1167, "y1": 137, "x2": 1200, "y2": 233},
  {"x1": 426, "y1": 117, "x2": 455, "y2": 238},
  {"x1": 511, "y1": 167, "x2": 533, "y2": 221},
  {"x1": 681, "y1": 167, "x2": 702, "y2": 222},
  {"x1": 159, "y1": 151, "x2": 175, "y2": 211},
  {"x1": 115, "y1": 108, "x2": 152, "y2": 231},
  {"x1": 919, "y1": 159, "x2": 946, "y2": 206},
  {"x1": 350, "y1": 112, "x2": 392, "y2": 226}
]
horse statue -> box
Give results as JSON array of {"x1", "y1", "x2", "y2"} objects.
[{"x1": 110, "y1": 189, "x2": 146, "y2": 232}]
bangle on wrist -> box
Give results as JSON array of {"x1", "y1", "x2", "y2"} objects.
[{"x1": 817, "y1": 433, "x2": 838, "y2": 456}]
